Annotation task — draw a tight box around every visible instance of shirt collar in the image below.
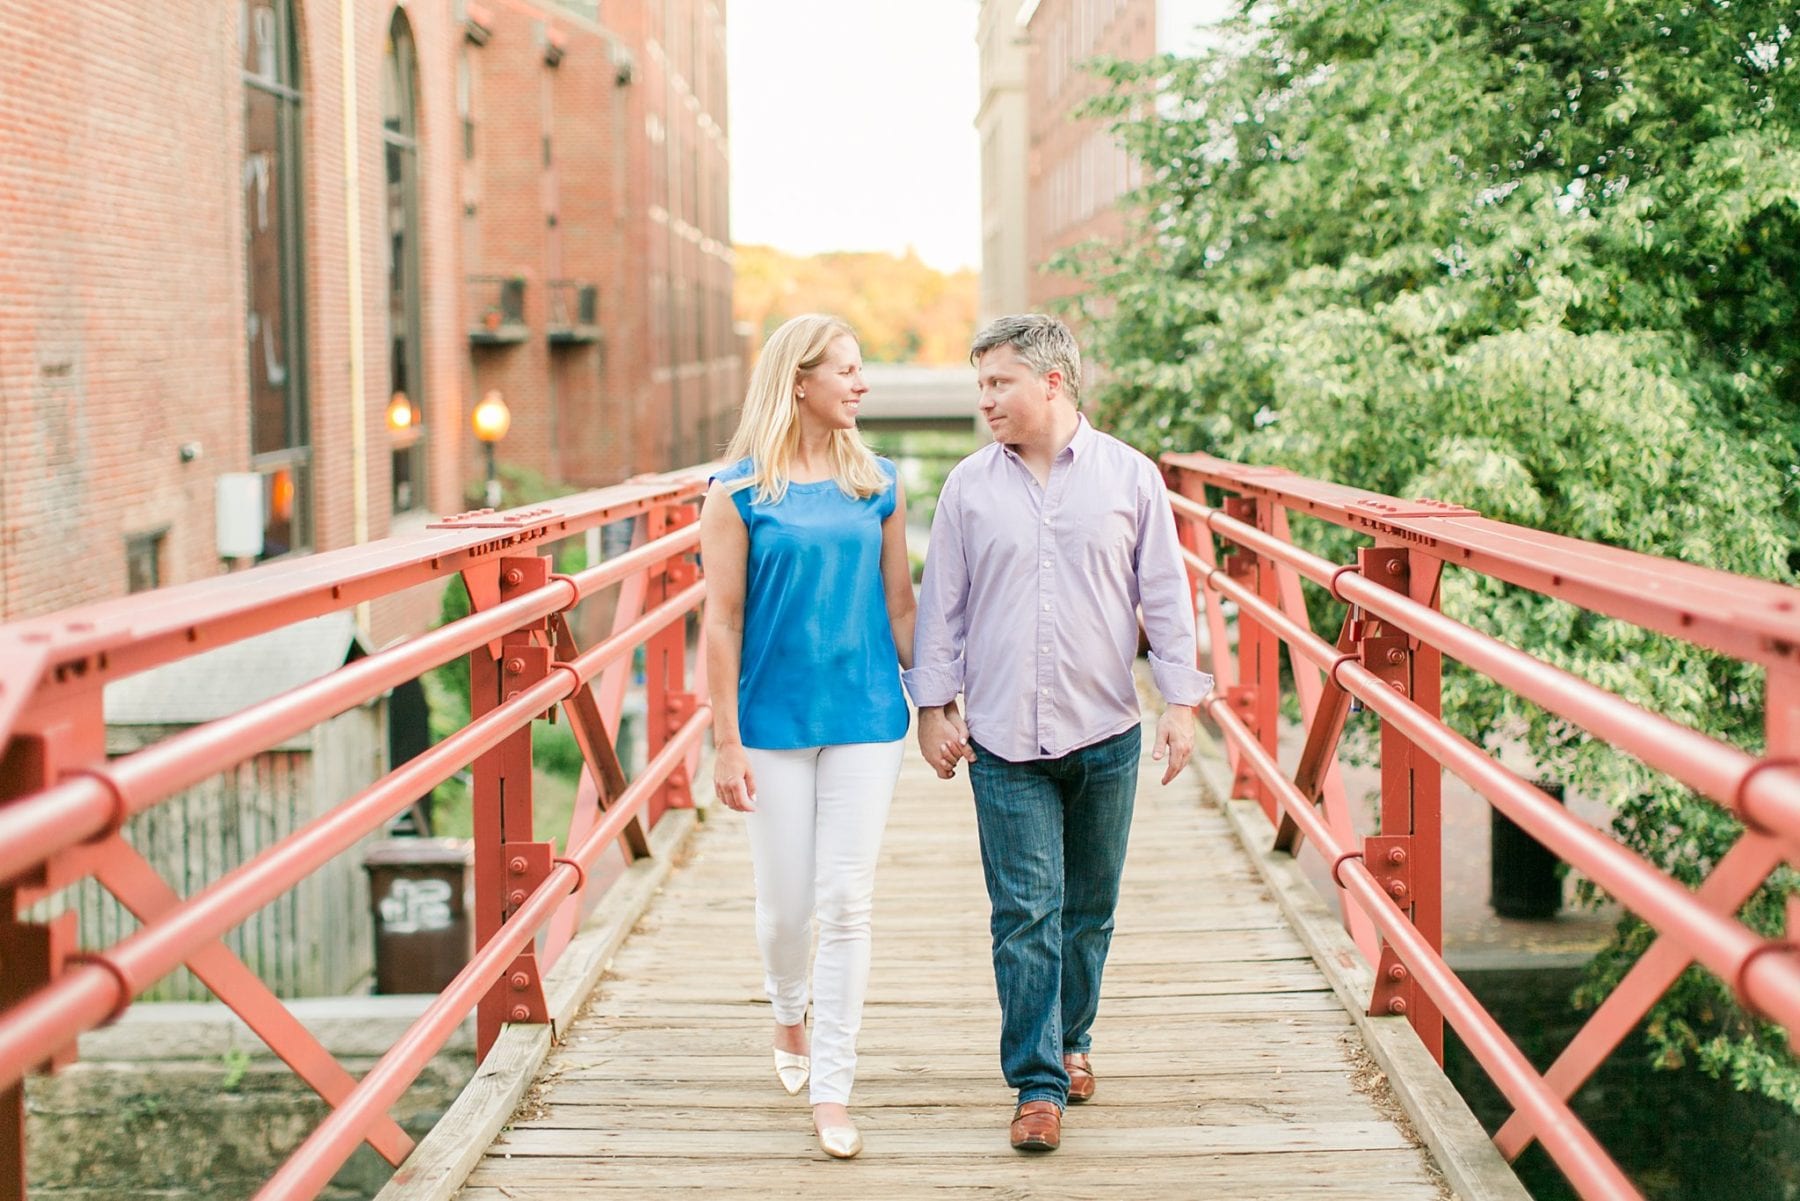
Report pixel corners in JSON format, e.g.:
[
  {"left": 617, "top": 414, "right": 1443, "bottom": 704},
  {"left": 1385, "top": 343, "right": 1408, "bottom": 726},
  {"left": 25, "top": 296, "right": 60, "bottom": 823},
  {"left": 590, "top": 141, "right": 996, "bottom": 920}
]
[
  {"left": 1065, "top": 413, "right": 1095, "bottom": 460},
  {"left": 998, "top": 413, "right": 1094, "bottom": 463}
]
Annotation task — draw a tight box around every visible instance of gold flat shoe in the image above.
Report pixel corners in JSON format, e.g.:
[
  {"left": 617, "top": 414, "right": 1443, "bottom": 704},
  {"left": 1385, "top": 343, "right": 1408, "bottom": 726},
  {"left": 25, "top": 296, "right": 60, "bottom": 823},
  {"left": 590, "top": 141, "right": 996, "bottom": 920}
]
[
  {"left": 773, "top": 1048, "right": 810, "bottom": 1095},
  {"left": 816, "top": 1121, "right": 862, "bottom": 1159}
]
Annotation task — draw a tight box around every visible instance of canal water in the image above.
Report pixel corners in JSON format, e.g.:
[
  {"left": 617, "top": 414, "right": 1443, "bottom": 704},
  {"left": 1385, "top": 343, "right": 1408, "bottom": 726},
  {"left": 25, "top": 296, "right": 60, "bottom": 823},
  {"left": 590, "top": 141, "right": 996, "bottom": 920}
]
[{"left": 1448, "top": 967, "right": 1800, "bottom": 1201}]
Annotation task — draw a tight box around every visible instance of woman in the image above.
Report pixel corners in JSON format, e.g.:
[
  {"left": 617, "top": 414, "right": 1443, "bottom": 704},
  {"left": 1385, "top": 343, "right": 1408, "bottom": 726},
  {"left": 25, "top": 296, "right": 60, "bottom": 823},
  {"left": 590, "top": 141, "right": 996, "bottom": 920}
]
[{"left": 700, "top": 313, "right": 914, "bottom": 1159}]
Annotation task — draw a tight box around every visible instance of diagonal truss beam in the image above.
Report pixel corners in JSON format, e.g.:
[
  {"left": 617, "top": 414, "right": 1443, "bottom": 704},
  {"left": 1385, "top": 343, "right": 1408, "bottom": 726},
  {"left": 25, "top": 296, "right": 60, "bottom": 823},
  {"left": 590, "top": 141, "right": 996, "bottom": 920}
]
[
  {"left": 1495, "top": 666, "right": 1800, "bottom": 1160},
  {"left": 547, "top": 611, "right": 639, "bottom": 854},
  {"left": 91, "top": 841, "right": 414, "bottom": 1163},
  {"left": 1269, "top": 508, "right": 1380, "bottom": 964},
  {"left": 1493, "top": 830, "right": 1787, "bottom": 1159}
]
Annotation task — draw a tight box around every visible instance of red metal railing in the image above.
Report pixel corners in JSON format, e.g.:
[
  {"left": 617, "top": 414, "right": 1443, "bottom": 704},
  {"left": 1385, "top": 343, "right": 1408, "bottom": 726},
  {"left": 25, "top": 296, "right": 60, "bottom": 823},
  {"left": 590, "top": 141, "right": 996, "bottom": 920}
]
[
  {"left": 5, "top": 447, "right": 1795, "bottom": 1199},
  {"left": 0, "top": 467, "right": 714, "bottom": 1200},
  {"left": 1164, "top": 452, "right": 1800, "bottom": 1201}
]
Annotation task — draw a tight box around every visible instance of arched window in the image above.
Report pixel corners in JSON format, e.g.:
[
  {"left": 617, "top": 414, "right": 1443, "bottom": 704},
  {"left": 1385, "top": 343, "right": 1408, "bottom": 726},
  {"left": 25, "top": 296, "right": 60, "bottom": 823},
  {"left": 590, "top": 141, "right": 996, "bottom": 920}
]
[
  {"left": 384, "top": 10, "right": 426, "bottom": 513},
  {"left": 242, "top": 0, "right": 309, "bottom": 558}
]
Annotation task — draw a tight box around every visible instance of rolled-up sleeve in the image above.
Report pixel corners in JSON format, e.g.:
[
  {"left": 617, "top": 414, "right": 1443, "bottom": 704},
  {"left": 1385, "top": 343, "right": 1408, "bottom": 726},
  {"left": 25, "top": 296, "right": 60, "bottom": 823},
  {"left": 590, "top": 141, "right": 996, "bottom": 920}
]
[
  {"left": 1135, "top": 464, "right": 1213, "bottom": 706},
  {"left": 902, "top": 472, "right": 970, "bottom": 708}
]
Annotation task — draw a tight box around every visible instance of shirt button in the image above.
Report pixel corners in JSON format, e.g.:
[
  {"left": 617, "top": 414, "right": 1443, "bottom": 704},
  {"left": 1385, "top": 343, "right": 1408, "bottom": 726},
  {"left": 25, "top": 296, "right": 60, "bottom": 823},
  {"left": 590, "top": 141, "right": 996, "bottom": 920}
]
[
  {"left": 1040, "top": 688, "right": 1050, "bottom": 696},
  {"left": 1042, "top": 517, "right": 1051, "bottom": 526},
  {"left": 1042, "top": 603, "right": 1050, "bottom": 611},
  {"left": 1041, "top": 560, "right": 1051, "bottom": 568}
]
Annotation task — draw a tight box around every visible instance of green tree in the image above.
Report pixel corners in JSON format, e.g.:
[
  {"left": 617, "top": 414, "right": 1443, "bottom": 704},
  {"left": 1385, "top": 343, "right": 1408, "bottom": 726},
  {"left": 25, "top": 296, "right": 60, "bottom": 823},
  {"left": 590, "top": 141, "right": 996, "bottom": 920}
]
[{"left": 1075, "top": 0, "right": 1799, "bottom": 1110}]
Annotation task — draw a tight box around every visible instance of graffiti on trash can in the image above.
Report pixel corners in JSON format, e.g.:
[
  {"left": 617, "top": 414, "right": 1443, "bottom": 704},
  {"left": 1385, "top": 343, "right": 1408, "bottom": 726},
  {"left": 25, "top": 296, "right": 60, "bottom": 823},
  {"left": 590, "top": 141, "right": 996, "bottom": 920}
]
[{"left": 378, "top": 878, "right": 455, "bottom": 934}]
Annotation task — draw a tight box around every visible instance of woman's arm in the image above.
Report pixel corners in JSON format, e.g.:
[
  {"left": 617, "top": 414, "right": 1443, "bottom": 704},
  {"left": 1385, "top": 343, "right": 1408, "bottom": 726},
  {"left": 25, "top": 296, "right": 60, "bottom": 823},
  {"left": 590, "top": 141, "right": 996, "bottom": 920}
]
[
  {"left": 880, "top": 476, "right": 917, "bottom": 671},
  {"left": 699, "top": 483, "right": 756, "bottom": 810}
]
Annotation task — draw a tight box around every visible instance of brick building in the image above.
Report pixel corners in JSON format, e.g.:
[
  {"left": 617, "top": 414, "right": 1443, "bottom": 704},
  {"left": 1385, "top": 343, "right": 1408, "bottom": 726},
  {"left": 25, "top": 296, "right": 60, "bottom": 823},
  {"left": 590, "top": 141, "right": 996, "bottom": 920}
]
[
  {"left": 1003, "top": 0, "right": 1227, "bottom": 310},
  {"left": 461, "top": 0, "right": 738, "bottom": 490},
  {"left": 0, "top": 0, "right": 739, "bottom": 633},
  {"left": 629, "top": 0, "right": 739, "bottom": 470}
]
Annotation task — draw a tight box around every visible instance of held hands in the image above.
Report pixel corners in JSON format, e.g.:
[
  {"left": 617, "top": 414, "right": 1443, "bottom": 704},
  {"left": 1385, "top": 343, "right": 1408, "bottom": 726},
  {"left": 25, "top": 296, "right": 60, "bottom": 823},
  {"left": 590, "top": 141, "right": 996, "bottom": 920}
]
[
  {"left": 713, "top": 741, "right": 757, "bottom": 812},
  {"left": 1152, "top": 704, "right": 1196, "bottom": 785},
  {"left": 918, "top": 704, "right": 976, "bottom": 780}
]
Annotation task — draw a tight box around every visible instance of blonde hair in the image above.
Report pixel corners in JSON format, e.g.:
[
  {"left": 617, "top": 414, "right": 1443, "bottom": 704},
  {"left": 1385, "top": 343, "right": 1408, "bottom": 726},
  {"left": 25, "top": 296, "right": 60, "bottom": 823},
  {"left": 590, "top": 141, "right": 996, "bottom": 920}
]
[{"left": 725, "top": 313, "right": 886, "bottom": 505}]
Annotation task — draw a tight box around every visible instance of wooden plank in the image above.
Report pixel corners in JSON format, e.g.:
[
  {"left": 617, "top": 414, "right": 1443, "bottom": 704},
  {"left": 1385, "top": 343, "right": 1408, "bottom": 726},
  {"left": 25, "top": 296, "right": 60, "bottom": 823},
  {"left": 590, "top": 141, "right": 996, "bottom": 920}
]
[
  {"left": 521, "top": 1071, "right": 1374, "bottom": 1114},
  {"left": 552, "top": 1016, "right": 1355, "bottom": 1052},
  {"left": 628, "top": 917, "right": 1307, "bottom": 944},
  {"left": 460, "top": 1147, "right": 1445, "bottom": 1198},
  {"left": 591, "top": 978, "right": 1336, "bottom": 1004},
  {"left": 578, "top": 990, "right": 1349, "bottom": 1017},
  {"left": 543, "top": 1050, "right": 1368, "bottom": 1084},
  {"left": 552, "top": 1011, "right": 1346, "bottom": 1044},
  {"left": 489, "top": 1120, "right": 1419, "bottom": 1157}
]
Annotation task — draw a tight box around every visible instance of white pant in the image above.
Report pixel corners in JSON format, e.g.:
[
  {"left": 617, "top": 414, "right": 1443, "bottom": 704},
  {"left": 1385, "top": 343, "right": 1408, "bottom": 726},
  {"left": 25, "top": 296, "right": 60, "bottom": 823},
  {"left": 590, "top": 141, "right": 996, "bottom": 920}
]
[{"left": 741, "top": 739, "right": 903, "bottom": 1104}]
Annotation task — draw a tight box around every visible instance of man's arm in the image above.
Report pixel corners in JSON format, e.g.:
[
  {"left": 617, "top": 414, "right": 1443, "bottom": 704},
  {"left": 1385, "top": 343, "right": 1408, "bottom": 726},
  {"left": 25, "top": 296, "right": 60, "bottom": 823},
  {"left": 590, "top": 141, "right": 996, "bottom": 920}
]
[
  {"left": 903, "top": 473, "right": 977, "bottom": 779},
  {"left": 1135, "top": 463, "right": 1214, "bottom": 784}
]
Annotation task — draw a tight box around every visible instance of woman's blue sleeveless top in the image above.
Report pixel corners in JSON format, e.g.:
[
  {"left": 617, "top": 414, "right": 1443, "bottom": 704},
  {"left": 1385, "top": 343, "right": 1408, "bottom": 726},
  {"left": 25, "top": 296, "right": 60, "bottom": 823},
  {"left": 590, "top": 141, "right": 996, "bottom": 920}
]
[{"left": 711, "top": 457, "right": 909, "bottom": 750}]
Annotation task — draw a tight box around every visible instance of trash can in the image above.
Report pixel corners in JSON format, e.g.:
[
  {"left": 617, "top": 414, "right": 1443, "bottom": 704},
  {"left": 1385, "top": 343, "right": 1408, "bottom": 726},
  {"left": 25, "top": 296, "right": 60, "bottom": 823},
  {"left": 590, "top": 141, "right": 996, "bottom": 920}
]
[
  {"left": 363, "top": 838, "right": 473, "bottom": 994},
  {"left": 1490, "top": 781, "right": 1564, "bottom": 919}
]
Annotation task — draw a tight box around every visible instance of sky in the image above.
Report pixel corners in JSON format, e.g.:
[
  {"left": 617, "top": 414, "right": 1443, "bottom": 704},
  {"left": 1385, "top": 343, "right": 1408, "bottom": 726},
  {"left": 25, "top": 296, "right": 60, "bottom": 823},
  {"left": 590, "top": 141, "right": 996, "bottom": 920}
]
[{"left": 726, "top": 0, "right": 982, "bottom": 274}]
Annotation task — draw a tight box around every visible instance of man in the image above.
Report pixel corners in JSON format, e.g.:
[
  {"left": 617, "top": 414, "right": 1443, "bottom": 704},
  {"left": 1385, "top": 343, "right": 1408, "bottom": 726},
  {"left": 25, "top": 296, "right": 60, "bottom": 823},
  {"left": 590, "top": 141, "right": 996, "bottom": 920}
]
[{"left": 902, "top": 314, "right": 1212, "bottom": 1153}]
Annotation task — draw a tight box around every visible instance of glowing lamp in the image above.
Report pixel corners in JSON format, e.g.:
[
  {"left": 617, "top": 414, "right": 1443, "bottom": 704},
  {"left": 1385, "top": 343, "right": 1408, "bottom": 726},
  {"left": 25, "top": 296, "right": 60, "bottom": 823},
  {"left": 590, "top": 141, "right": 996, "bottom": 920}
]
[
  {"left": 472, "top": 390, "right": 511, "bottom": 509},
  {"left": 472, "top": 391, "right": 512, "bottom": 443},
  {"left": 386, "top": 391, "right": 415, "bottom": 431},
  {"left": 270, "top": 468, "right": 296, "bottom": 521}
]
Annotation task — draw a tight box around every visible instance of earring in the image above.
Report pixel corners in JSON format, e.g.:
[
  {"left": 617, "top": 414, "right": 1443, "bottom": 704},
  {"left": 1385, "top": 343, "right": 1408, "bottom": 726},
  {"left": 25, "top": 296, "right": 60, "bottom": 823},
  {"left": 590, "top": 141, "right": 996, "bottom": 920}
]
[{"left": 796, "top": 390, "right": 805, "bottom": 400}]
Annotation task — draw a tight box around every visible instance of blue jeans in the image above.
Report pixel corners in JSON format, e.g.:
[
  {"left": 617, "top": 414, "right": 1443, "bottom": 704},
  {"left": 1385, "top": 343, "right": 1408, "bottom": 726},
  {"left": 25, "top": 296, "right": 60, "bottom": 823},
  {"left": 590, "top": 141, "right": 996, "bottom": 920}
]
[{"left": 968, "top": 725, "right": 1140, "bottom": 1108}]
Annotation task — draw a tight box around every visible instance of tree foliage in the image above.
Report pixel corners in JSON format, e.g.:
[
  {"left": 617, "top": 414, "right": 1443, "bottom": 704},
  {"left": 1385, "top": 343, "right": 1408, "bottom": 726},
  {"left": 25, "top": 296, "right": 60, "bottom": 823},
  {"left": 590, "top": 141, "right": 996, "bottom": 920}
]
[
  {"left": 734, "top": 244, "right": 978, "bottom": 364},
  {"left": 1073, "top": 0, "right": 1800, "bottom": 1108}
]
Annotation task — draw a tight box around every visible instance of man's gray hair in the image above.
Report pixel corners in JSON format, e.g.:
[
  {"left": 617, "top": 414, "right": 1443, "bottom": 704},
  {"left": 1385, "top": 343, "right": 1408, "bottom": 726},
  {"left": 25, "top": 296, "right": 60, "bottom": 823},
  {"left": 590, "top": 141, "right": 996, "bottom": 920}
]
[{"left": 970, "top": 314, "right": 1082, "bottom": 403}]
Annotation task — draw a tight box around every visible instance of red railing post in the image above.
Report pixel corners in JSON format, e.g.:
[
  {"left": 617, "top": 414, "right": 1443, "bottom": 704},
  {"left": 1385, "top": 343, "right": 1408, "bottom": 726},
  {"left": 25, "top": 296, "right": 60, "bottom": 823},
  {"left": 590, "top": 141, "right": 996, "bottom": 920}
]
[
  {"left": 469, "top": 555, "right": 553, "bottom": 1056},
  {"left": 643, "top": 505, "right": 672, "bottom": 826},
  {"left": 0, "top": 900, "right": 74, "bottom": 1201},
  {"left": 1253, "top": 502, "right": 1283, "bottom": 824},
  {"left": 1768, "top": 665, "right": 1800, "bottom": 803},
  {"left": 1224, "top": 495, "right": 1280, "bottom": 820},
  {"left": 0, "top": 668, "right": 105, "bottom": 1200},
  {"left": 644, "top": 503, "right": 699, "bottom": 824},
  {"left": 1165, "top": 463, "right": 1204, "bottom": 631},
  {"left": 1359, "top": 545, "right": 1446, "bottom": 1060}
]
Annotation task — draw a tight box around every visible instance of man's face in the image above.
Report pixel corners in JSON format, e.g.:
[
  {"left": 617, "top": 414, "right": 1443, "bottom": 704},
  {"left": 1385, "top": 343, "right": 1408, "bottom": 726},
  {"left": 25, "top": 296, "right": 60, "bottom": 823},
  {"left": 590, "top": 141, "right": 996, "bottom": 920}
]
[{"left": 975, "top": 345, "right": 1061, "bottom": 446}]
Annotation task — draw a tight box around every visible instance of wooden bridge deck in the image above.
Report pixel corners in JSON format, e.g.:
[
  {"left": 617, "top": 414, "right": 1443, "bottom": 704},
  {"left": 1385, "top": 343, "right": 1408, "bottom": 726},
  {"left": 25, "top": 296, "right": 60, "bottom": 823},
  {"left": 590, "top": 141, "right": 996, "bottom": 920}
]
[{"left": 454, "top": 731, "right": 1460, "bottom": 1200}]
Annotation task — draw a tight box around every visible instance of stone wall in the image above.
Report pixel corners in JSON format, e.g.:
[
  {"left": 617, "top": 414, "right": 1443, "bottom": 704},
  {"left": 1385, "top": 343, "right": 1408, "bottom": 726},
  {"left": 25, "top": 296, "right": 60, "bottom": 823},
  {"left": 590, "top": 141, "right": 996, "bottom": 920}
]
[{"left": 24, "top": 997, "right": 475, "bottom": 1201}]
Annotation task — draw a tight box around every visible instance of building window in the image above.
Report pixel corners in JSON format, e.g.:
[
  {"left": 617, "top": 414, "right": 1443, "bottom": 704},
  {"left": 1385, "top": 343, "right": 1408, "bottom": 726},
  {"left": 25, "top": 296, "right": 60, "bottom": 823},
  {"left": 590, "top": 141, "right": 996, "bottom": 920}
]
[
  {"left": 125, "top": 529, "right": 167, "bottom": 594},
  {"left": 385, "top": 11, "right": 427, "bottom": 514},
  {"left": 241, "top": 0, "right": 311, "bottom": 558}
]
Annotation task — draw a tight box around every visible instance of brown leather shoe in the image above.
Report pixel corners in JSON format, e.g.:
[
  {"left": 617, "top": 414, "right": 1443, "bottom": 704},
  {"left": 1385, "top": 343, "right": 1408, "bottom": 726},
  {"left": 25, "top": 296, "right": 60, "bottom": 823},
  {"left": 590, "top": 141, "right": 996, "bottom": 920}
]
[
  {"left": 1064, "top": 1053, "right": 1096, "bottom": 1103},
  {"left": 1010, "top": 1100, "right": 1062, "bottom": 1152}
]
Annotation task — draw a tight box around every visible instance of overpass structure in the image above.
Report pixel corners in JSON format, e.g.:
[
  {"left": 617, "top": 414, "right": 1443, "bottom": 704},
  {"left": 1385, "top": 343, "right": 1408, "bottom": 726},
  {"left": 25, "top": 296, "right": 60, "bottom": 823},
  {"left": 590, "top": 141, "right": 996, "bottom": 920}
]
[
  {"left": 1, "top": 450, "right": 1796, "bottom": 1201},
  {"left": 856, "top": 364, "right": 983, "bottom": 434}
]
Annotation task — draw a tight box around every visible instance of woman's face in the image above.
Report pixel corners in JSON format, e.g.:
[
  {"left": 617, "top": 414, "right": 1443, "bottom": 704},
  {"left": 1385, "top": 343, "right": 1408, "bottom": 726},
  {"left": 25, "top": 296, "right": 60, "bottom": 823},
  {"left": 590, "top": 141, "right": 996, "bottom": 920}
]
[{"left": 795, "top": 335, "right": 868, "bottom": 433}]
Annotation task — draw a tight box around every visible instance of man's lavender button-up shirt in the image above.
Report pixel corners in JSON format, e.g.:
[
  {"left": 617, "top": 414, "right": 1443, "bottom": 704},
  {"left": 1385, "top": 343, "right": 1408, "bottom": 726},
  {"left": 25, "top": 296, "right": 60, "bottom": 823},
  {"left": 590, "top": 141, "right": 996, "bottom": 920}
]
[{"left": 902, "top": 418, "right": 1213, "bottom": 762}]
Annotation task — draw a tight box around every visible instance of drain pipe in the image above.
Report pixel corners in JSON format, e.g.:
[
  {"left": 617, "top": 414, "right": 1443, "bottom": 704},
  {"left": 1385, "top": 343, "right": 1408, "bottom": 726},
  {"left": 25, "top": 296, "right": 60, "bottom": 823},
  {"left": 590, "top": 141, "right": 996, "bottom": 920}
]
[{"left": 341, "top": 0, "right": 372, "bottom": 637}]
